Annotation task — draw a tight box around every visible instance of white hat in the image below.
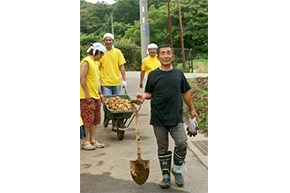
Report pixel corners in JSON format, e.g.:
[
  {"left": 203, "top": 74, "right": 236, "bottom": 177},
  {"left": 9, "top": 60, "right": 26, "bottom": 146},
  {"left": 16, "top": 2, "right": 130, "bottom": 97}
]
[
  {"left": 103, "top": 33, "right": 114, "bottom": 40},
  {"left": 86, "top": 42, "right": 106, "bottom": 55},
  {"left": 147, "top": 43, "right": 158, "bottom": 54}
]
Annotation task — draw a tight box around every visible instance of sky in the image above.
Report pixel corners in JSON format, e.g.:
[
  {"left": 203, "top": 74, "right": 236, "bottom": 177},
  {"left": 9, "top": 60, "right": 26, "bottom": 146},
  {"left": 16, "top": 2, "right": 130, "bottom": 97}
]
[{"left": 85, "top": 0, "right": 115, "bottom": 4}]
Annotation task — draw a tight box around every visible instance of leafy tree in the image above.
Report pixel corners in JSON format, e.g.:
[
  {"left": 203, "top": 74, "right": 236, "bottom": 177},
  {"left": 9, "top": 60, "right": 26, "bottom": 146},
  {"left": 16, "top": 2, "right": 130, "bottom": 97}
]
[
  {"left": 112, "top": 0, "right": 167, "bottom": 28},
  {"left": 112, "top": 0, "right": 139, "bottom": 24},
  {"left": 124, "top": 20, "right": 141, "bottom": 45},
  {"left": 148, "top": 0, "right": 167, "bottom": 9},
  {"left": 80, "top": 0, "right": 208, "bottom": 57},
  {"left": 124, "top": 4, "right": 170, "bottom": 46},
  {"left": 147, "top": 4, "right": 171, "bottom": 44},
  {"left": 80, "top": 33, "right": 102, "bottom": 46},
  {"left": 112, "top": 22, "right": 132, "bottom": 39},
  {"left": 170, "top": 0, "right": 208, "bottom": 54},
  {"left": 80, "top": 0, "right": 113, "bottom": 34}
]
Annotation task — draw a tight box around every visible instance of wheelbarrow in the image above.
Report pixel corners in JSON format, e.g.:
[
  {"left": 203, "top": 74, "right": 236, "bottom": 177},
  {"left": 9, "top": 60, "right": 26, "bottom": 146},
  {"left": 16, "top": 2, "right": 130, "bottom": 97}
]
[{"left": 102, "top": 87, "right": 136, "bottom": 140}]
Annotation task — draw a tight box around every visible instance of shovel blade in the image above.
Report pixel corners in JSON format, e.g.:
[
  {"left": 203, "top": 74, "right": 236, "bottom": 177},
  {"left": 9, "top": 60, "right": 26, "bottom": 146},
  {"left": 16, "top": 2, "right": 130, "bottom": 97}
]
[{"left": 130, "top": 159, "right": 150, "bottom": 185}]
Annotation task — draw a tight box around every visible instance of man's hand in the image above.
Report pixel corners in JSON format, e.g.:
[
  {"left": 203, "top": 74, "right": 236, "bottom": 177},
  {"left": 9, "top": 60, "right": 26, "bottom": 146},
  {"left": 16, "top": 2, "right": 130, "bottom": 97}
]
[
  {"left": 85, "top": 93, "right": 92, "bottom": 104},
  {"left": 190, "top": 109, "right": 198, "bottom": 120},
  {"left": 121, "top": 80, "right": 127, "bottom": 88},
  {"left": 135, "top": 93, "right": 145, "bottom": 103},
  {"left": 139, "top": 83, "right": 143, "bottom": 88},
  {"left": 100, "top": 94, "right": 105, "bottom": 103}
]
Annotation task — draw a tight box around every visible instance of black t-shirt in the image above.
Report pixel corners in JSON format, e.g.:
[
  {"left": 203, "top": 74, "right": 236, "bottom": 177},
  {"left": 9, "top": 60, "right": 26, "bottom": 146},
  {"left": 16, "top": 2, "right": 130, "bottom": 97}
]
[{"left": 145, "top": 67, "right": 191, "bottom": 126}]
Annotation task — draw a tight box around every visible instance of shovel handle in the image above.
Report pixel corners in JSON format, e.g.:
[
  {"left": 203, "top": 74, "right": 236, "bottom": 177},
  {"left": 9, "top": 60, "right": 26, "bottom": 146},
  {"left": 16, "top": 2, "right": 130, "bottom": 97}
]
[{"left": 131, "top": 100, "right": 142, "bottom": 159}]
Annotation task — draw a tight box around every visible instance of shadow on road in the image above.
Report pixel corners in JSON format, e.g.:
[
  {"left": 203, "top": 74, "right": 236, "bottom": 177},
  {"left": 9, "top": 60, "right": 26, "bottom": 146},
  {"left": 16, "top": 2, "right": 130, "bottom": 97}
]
[{"left": 81, "top": 173, "right": 190, "bottom": 193}]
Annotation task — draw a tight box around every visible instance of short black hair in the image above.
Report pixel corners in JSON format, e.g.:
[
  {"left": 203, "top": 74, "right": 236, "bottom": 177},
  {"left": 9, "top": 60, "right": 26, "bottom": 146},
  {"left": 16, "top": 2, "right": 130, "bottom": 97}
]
[
  {"left": 157, "top": 44, "right": 174, "bottom": 55},
  {"left": 88, "top": 49, "right": 102, "bottom": 56}
]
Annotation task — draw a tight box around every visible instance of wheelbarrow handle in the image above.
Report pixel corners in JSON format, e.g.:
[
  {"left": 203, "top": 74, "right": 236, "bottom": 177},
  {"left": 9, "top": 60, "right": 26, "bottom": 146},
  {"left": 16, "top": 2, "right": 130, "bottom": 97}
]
[{"left": 124, "top": 86, "right": 128, "bottom": 95}]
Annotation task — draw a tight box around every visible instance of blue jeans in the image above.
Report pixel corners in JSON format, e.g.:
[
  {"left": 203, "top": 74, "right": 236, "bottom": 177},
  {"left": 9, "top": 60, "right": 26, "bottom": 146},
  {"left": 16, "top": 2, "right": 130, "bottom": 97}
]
[
  {"left": 153, "top": 123, "right": 188, "bottom": 156},
  {"left": 101, "top": 86, "right": 121, "bottom": 95}
]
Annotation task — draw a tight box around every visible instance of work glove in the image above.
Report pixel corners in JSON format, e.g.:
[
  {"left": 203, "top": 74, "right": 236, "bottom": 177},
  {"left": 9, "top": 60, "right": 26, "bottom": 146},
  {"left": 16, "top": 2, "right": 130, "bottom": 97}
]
[
  {"left": 186, "top": 117, "right": 199, "bottom": 137},
  {"left": 121, "top": 80, "right": 127, "bottom": 88}
]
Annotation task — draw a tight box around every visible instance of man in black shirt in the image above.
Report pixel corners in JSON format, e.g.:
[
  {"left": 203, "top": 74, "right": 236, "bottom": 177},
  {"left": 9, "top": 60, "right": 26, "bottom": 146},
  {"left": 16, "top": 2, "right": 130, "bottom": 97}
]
[{"left": 136, "top": 44, "right": 198, "bottom": 189}]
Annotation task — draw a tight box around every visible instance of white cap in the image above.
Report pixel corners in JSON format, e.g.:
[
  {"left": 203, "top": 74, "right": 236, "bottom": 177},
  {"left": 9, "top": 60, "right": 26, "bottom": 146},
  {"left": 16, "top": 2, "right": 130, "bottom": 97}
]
[
  {"left": 147, "top": 43, "right": 158, "bottom": 54},
  {"left": 86, "top": 42, "right": 106, "bottom": 55},
  {"left": 103, "top": 33, "right": 114, "bottom": 40}
]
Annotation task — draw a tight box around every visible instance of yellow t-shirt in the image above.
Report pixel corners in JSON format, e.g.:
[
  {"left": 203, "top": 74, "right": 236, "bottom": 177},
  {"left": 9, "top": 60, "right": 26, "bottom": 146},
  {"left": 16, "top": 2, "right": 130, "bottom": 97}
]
[
  {"left": 80, "top": 56, "right": 100, "bottom": 99},
  {"left": 80, "top": 116, "right": 83, "bottom": 126},
  {"left": 141, "top": 55, "right": 161, "bottom": 78},
  {"left": 98, "top": 48, "right": 126, "bottom": 86}
]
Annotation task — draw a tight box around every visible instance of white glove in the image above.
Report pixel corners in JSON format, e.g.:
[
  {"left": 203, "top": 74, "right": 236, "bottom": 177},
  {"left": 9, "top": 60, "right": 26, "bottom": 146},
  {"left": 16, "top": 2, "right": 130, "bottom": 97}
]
[
  {"left": 121, "top": 80, "right": 127, "bottom": 88},
  {"left": 187, "top": 118, "right": 199, "bottom": 137}
]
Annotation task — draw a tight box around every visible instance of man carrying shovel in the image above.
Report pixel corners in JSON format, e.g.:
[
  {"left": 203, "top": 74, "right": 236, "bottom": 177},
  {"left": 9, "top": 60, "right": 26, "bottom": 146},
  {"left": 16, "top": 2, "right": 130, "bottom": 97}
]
[{"left": 136, "top": 44, "right": 198, "bottom": 189}]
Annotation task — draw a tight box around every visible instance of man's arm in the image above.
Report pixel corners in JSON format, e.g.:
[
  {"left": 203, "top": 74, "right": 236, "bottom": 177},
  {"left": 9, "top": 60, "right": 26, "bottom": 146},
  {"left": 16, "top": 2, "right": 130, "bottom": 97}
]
[
  {"left": 182, "top": 91, "right": 198, "bottom": 119},
  {"left": 139, "top": 71, "right": 146, "bottom": 88},
  {"left": 119, "top": 64, "right": 126, "bottom": 81},
  {"left": 80, "top": 61, "right": 91, "bottom": 104},
  {"left": 136, "top": 92, "right": 152, "bottom": 103}
]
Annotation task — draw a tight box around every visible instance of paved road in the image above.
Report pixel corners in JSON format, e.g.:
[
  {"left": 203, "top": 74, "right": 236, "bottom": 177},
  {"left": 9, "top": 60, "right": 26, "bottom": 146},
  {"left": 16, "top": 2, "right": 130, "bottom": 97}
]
[{"left": 80, "top": 72, "right": 208, "bottom": 193}]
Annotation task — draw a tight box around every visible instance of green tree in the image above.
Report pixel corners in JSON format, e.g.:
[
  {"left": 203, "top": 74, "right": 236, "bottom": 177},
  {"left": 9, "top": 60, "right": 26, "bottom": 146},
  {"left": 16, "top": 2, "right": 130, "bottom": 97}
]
[
  {"left": 170, "top": 0, "right": 208, "bottom": 54},
  {"left": 112, "top": 0, "right": 139, "bottom": 24},
  {"left": 80, "top": 33, "right": 102, "bottom": 46},
  {"left": 80, "top": 0, "right": 113, "bottom": 34},
  {"left": 112, "top": 22, "right": 132, "bottom": 39},
  {"left": 80, "top": 0, "right": 208, "bottom": 56},
  {"left": 124, "top": 4, "right": 171, "bottom": 46}
]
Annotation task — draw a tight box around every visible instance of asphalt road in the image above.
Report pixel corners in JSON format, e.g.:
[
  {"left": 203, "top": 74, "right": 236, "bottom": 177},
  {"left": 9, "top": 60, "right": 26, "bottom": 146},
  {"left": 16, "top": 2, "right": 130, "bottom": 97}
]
[{"left": 80, "top": 71, "right": 208, "bottom": 193}]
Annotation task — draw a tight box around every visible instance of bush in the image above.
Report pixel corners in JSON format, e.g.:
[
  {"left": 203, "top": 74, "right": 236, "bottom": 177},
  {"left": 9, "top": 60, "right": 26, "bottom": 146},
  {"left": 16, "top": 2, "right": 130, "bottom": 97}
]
[
  {"left": 114, "top": 38, "right": 140, "bottom": 71},
  {"left": 195, "top": 53, "right": 208, "bottom": 60},
  {"left": 80, "top": 33, "right": 102, "bottom": 46},
  {"left": 132, "top": 49, "right": 142, "bottom": 71},
  {"left": 80, "top": 45, "right": 89, "bottom": 61}
]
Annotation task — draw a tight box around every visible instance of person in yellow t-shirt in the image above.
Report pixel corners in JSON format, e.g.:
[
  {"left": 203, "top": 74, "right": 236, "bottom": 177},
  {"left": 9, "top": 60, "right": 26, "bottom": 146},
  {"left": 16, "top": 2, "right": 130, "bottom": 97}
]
[
  {"left": 99, "top": 33, "right": 127, "bottom": 131},
  {"left": 139, "top": 43, "right": 161, "bottom": 88},
  {"left": 99, "top": 33, "right": 127, "bottom": 95},
  {"left": 80, "top": 42, "right": 106, "bottom": 150}
]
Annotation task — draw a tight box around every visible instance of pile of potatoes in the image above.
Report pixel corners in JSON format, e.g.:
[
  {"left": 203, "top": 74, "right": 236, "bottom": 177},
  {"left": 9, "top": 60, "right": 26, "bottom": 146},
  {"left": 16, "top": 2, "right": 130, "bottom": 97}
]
[{"left": 105, "top": 96, "right": 133, "bottom": 111}]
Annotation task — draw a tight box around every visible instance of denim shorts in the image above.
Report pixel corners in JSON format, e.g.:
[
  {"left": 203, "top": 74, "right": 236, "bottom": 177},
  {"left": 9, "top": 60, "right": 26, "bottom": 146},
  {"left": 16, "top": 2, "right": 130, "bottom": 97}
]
[{"left": 101, "top": 86, "right": 121, "bottom": 95}]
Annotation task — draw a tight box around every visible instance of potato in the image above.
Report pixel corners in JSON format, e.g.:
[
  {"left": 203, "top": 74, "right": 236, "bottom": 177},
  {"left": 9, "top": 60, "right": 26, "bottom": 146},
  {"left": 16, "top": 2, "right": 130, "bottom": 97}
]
[{"left": 105, "top": 96, "right": 133, "bottom": 111}]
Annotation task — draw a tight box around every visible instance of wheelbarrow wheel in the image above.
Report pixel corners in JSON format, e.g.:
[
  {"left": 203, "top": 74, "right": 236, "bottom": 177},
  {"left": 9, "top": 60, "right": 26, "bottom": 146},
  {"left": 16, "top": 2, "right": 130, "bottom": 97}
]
[{"left": 117, "top": 119, "right": 125, "bottom": 140}]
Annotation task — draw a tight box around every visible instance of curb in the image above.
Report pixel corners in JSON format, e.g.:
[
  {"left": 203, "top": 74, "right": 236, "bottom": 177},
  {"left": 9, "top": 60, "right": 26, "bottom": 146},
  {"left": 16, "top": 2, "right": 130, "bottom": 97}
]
[
  {"left": 187, "top": 133, "right": 208, "bottom": 169},
  {"left": 185, "top": 123, "right": 208, "bottom": 169}
]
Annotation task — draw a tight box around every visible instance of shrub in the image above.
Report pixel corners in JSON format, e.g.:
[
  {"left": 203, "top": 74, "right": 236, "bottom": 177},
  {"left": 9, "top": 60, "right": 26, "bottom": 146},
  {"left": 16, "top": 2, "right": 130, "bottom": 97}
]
[{"left": 80, "top": 33, "right": 102, "bottom": 46}]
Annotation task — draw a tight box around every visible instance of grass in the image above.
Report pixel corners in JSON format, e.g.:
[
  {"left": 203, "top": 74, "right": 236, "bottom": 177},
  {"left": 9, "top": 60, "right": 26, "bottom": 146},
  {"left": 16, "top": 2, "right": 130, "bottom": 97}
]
[
  {"left": 176, "top": 59, "right": 208, "bottom": 73},
  {"left": 194, "top": 60, "right": 208, "bottom": 73}
]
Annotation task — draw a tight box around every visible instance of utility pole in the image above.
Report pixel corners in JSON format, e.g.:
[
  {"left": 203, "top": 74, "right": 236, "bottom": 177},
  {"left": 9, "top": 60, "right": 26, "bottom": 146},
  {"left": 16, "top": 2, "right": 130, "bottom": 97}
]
[
  {"left": 111, "top": 15, "right": 114, "bottom": 35},
  {"left": 178, "top": 0, "right": 185, "bottom": 70},
  {"left": 167, "top": 0, "right": 173, "bottom": 48},
  {"left": 139, "top": 0, "right": 150, "bottom": 60}
]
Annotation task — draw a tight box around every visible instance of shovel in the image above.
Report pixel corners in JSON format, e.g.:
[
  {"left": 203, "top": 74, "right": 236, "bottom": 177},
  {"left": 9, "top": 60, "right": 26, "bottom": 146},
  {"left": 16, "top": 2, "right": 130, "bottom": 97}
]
[{"left": 129, "top": 100, "right": 150, "bottom": 185}]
